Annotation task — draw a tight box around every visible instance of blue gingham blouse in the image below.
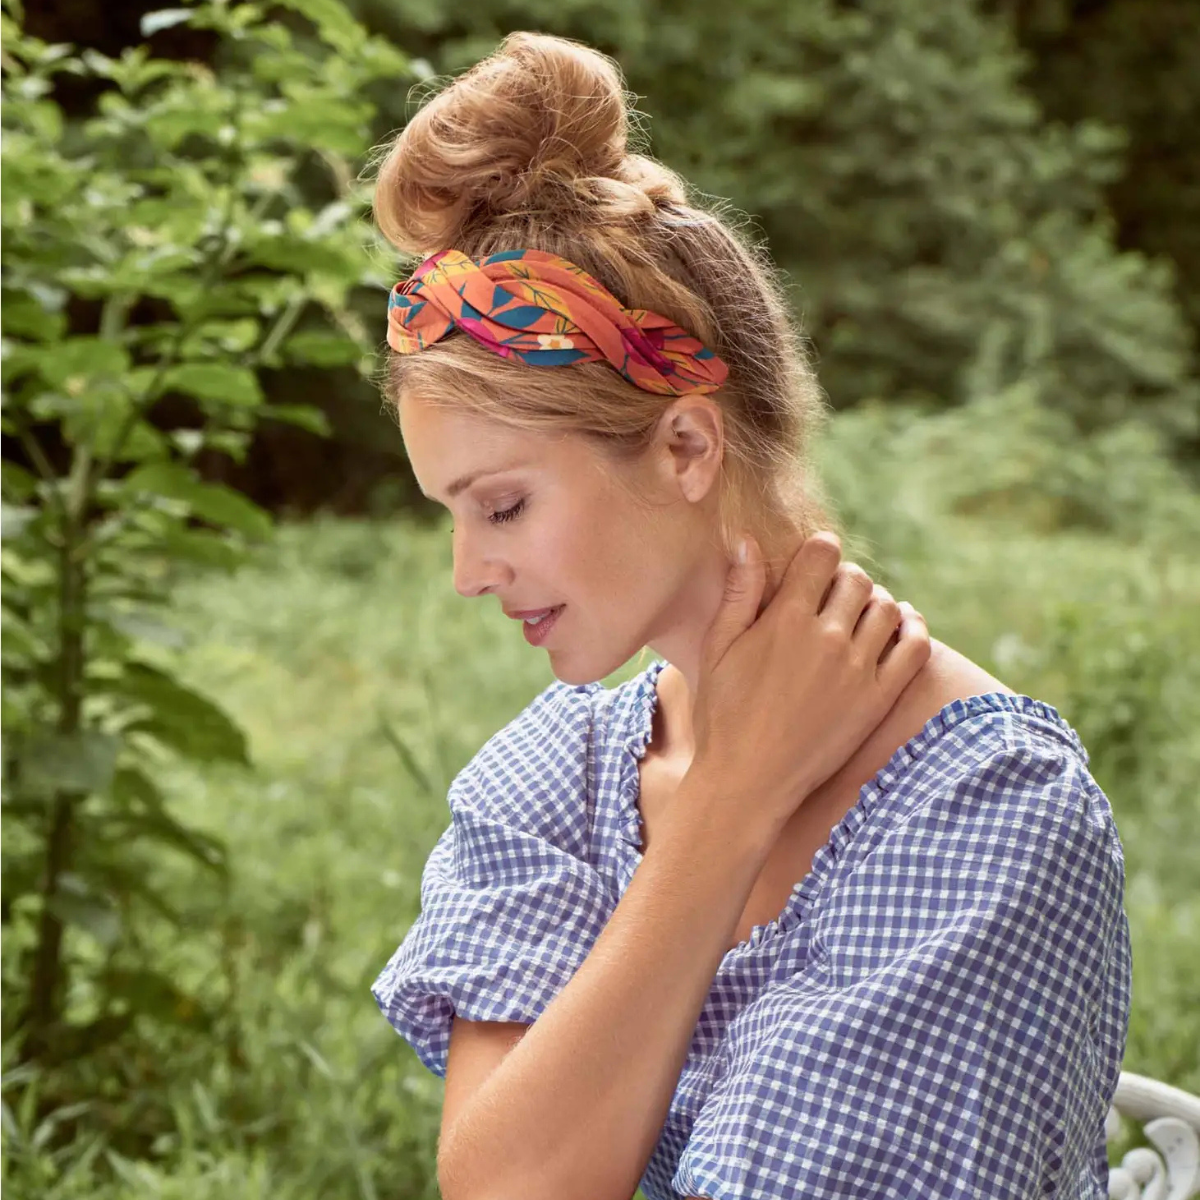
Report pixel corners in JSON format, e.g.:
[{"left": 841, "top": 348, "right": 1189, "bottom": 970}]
[{"left": 372, "top": 658, "right": 1132, "bottom": 1199}]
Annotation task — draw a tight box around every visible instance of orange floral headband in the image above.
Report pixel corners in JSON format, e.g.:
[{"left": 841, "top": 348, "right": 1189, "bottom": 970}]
[{"left": 386, "top": 247, "right": 728, "bottom": 396}]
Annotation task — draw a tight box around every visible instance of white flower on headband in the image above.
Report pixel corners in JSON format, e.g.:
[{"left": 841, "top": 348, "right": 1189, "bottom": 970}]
[{"left": 536, "top": 333, "right": 575, "bottom": 350}]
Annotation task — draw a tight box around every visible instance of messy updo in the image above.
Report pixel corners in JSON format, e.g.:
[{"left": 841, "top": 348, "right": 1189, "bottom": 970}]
[{"left": 371, "top": 31, "right": 833, "bottom": 556}]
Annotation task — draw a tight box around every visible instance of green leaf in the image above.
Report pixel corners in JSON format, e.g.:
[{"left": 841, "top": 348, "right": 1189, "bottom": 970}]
[
  {"left": 263, "top": 403, "right": 332, "bottom": 436},
  {"left": 156, "top": 524, "right": 245, "bottom": 571},
  {"left": 122, "top": 461, "right": 273, "bottom": 540},
  {"left": 63, "top": 409, "right": 167, "bottom": 462},
  {"left": 104, "top": 810, "right": 227, "bottom": 874},
  {"left": 15, "top": 729, "right": 121, "bottom": 797},
  {"left": 0, "top": 607, "right": 50, "bottom": 663},
  {"left": 101, "top": 609, "right": 188, "bottom": 649},
  {"left": 242, "top": 232, "right": 361, "bottom": 278},
  {"left": 1, "top": 290, "right": 67, "bottom": 342},
  {"left": 113, "top": 662, "right": 249, "bottom": 765},
  {"left": 100, "top": 967, "right": 210, "bottom": 1028},
  {"left": 282, "top": 331, "right": 362, "bottom": 368},
  {"left": 47, "top": 879, "right": 122, "bottom": 949},
  {"left": 160, "top": 363, "right": 264, "bottom": 407},
  {"left": 37, "top": 337, "right": 130, "bottom": 390},
  {"left": 1, "top": 462, "right": 39, "bottom": 501},
  {"left": 1, "top": 505, "right": 38, "bottom": 539},
  {"left": 103, "top": 763, "right": 229, "bottom": 874},
  {"left": 108, "top": 765, "right": 164, "bottom": 812},
  {"left": 140, "top": 8, "right": 194, "bottom": 37},
  {"left": 275, "top": 0, "right": 365, "bottom": 56}
]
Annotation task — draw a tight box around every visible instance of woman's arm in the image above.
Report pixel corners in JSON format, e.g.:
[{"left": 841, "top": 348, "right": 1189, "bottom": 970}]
[
  {"left": 436, "top": 537, "right": 930, "bottom": 1200},
  {"left": 436, "top": 781, "right": 773, "bottom": 1200}
]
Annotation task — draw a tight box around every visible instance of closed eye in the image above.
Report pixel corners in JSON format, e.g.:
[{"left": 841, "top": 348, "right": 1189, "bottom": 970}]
[{"left": 488, "top": 499, "right": 525, "bottom": 525}]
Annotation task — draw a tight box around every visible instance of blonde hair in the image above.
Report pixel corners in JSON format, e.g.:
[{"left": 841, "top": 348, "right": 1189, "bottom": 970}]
[{"left": 370, "top": 31, "right": 834, "bottom": 557}]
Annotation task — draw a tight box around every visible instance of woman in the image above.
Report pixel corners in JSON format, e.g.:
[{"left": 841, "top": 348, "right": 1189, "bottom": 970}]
[{"left": 370, "top": 32, "right": 1131, "bottom": 1200}]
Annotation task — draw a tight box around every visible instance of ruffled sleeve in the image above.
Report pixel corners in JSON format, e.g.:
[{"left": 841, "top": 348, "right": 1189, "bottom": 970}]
[
  {"left": 672, "top": 730, "right": 1132, "bottom": 1200},
  {"left": 371, "top": 680, "right": 615, "bottom": 1080}
]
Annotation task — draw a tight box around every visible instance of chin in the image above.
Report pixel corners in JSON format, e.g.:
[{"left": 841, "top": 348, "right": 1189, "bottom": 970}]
[
  {"left": 545, "top": 640, "right": 651, "bottom": 689},
  {"left": 547, "top": 655, "right": 609, "bottom": 687}
]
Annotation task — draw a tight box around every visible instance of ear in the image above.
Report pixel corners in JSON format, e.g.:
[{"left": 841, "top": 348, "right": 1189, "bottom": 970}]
[{"left": 653, "top": 396, "right": 724, "bottom": 504}]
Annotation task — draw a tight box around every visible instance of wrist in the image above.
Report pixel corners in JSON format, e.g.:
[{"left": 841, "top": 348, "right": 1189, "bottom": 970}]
[{"left": 671, "top": 769, "right": 783, "bottom": 868}]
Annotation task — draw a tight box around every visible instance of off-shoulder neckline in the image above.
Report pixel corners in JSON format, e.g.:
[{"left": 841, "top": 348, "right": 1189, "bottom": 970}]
[{"left": 609, "top": 657, "right": 1088, "bottom": 962}]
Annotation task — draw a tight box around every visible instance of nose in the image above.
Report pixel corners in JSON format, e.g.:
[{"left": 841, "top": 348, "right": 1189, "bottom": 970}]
[{"left": 451, "top": 524, "right": 511, "bottom": 599}]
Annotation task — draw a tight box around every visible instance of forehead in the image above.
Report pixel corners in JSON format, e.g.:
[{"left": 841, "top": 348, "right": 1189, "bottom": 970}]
[{"left": 399, "top": 393, "right": 568, "bottom": 499}]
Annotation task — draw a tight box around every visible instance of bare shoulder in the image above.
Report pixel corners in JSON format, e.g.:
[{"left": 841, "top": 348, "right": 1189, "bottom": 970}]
[
  {"left": 819, "top": 638, "right": 1014, "bottom": 800},
  {"left": 880, "top": 636, "right": 1015, "bottom": 753}
]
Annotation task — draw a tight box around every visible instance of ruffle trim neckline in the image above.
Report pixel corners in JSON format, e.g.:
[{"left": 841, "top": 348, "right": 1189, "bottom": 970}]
[
  {"left": 610, "top": 657, "right": 1089, "bottom": 962},
  {"left": 615, "top": 659, "right": 670, "bottom": 848}
]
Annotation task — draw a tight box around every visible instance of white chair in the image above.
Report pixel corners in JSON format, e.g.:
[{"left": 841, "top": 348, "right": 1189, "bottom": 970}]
[{"left": 1107, "top": 1071, "right": 1200, "bottom": 1199}]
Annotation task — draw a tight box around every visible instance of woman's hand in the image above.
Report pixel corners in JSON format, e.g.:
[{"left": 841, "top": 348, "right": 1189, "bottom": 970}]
[{"left": 686, "top": 531, "right": 930, "bottom": 845}]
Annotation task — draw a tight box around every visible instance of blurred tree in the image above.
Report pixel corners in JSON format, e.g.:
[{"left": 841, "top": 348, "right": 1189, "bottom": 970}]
[
  {"left": 1000, "top": 0, "right": 1199, "bottom": 329},
  {"left": 997, "top": 0, "right": 1200, "bottom": 461}
]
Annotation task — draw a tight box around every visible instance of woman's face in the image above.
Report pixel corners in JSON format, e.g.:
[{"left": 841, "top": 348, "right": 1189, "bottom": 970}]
[{"left": 398, "top": 391, "right": 730, "bottom": 686}]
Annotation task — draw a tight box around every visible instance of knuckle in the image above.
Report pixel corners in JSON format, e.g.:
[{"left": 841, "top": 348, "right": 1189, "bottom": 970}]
[
  {"left": 805, "top": 531, "right": 842, "bottom": 562},
  {"left": 821, "top": 619, "right": 851, "bottom": 648},
  {"left": 816, "top": 618, "right": 844, "bottom": 646},
  {"left": 839, "top": 562, "right": 872, "bottom": 590}
]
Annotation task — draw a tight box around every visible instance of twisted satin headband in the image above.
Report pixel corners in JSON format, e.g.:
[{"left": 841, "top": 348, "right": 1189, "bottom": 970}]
[{"left": 386, "top": 247, "right": 728, "bottom": 396}]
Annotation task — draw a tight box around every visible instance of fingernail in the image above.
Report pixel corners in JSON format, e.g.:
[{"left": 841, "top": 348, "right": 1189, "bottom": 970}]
[{"left": 737, "top": 538, "right": 748, "bottom": 564}]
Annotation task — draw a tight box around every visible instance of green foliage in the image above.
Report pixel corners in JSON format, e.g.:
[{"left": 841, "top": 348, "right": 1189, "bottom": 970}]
[
  {"left": 0, "top": 0, "right": 407, "bottom": 1165},
  {"left": 1001, "top": 0, "right": 1200, "bottom": 343}
]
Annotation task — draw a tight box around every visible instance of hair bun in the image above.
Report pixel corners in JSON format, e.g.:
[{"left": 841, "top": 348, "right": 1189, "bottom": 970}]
[{"left": 373, "top": 32, "right": 686, "bottom": 254}]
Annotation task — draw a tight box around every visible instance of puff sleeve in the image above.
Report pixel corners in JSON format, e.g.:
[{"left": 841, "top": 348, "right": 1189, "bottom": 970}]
[
  {"left": 672, "top": 735, "right": 1132, "bottom": 1200},
  {"left": 371, "top": 682, "right": 615, "bottom": 1080}
]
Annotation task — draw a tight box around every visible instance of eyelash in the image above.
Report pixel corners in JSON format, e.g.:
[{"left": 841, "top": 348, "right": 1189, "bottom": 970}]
[{"left": 488, "top": 498, "right": 525, "bottom": 525}]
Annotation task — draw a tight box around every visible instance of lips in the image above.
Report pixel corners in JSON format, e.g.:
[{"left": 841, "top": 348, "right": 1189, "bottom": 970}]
[{"left": 521, "top": 604, "right": 564, "bottom": 646}]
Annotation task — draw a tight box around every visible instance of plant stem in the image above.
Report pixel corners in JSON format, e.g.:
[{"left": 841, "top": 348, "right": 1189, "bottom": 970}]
[
  {"left": 21, "top": 510, "right": 88, "bottom": 1060},
  {"left": 11, "top": 416, "right": 67, "bottom": 523}
]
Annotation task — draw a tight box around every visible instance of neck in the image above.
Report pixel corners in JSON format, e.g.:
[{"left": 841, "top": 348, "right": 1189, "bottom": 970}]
[{"left": 645, "top": 521, "right": 807, "bottom": 761}]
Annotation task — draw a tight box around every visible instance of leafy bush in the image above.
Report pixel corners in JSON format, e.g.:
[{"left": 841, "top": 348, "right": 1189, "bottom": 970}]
[{"left": 1, "top": 0, "right": 407, "bottom": 1167}]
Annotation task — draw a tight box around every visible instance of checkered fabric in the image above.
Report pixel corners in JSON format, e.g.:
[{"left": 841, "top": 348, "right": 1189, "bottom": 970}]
[{"left": 372, "top": 658, "right": 1132, "bottom": 1199}]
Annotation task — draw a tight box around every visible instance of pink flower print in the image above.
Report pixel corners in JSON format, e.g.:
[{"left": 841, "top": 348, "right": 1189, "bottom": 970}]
[
  {"left": 457, "top": 316, "right": 514, "bottom": 358},
  {"left": 621, "top": 326, "right": 673, "bottom": 374}
]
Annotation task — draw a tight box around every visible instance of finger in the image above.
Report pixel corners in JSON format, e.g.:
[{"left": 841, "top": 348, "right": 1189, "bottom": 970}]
[
  {"left": 819, "top": 562, "right": 874, "bottom": 633},
  {"left": 855, "top": 585, "right": 902, "bottom": 661},
  {"left": 776, "top": 531, "right": 842, "bottom": 615},
  {"left": 876, "top": 602, "right": 931, "bottom": 691},
  {"left": 700, "top": 534, "right": 767, "bottom": 676}
]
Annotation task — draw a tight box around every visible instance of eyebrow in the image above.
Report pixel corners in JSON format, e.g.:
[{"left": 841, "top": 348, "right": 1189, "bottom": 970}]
[{"left": 432, "top": 466, "right": 525, "bottom": 501}]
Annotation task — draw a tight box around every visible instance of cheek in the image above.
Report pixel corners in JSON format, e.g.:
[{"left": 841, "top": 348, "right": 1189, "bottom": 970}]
[
  {"left": 537, "top": 503, "right": 637, "bottom": 593},
  {"left": 586, "top": 520, "right": 666, "bottom": 604},
  {"left": 539, "top": 477, "right": 670, "bottom": 603}
]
